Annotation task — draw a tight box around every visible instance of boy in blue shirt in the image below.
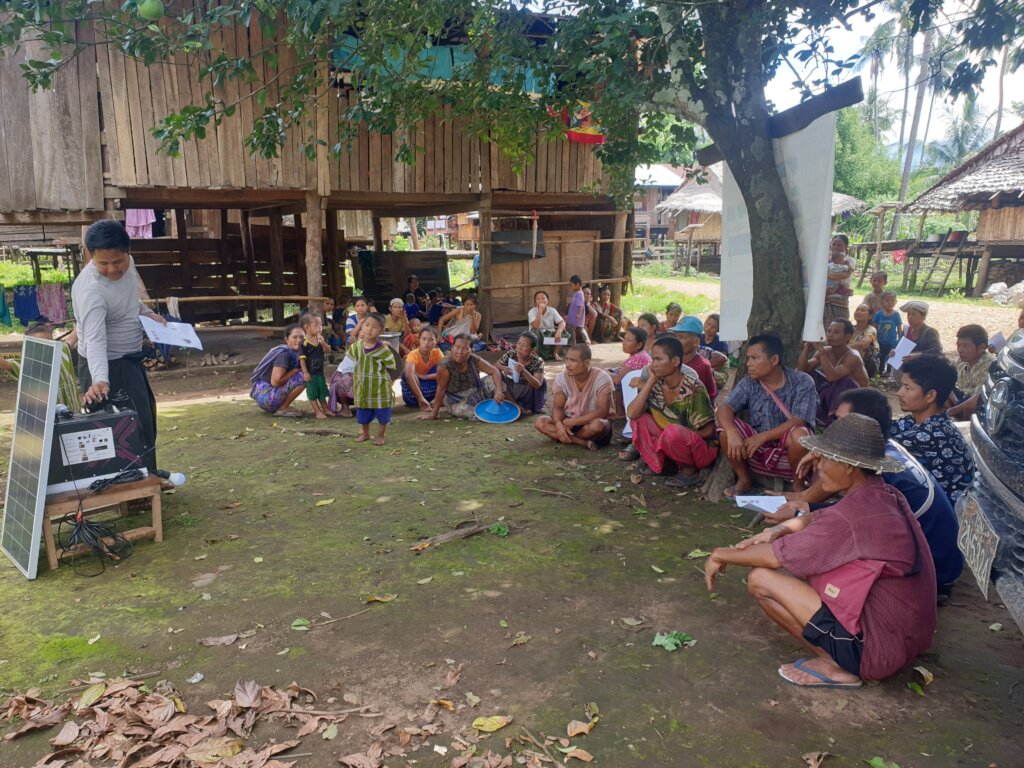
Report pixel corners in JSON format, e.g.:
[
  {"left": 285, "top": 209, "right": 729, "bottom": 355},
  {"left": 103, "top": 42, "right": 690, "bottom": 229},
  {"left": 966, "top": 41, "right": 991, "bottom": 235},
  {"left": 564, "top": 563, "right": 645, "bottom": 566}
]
[{"left": 872, "top": 290, "right": 902, "bottom": 374}]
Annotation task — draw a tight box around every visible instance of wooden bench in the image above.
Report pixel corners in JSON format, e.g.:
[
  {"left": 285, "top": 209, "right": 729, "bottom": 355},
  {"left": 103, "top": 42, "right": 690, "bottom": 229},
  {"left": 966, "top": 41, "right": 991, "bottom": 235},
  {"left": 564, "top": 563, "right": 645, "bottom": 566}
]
[{"left": 41, "top": 476, "right": 163, "bottom": 570}]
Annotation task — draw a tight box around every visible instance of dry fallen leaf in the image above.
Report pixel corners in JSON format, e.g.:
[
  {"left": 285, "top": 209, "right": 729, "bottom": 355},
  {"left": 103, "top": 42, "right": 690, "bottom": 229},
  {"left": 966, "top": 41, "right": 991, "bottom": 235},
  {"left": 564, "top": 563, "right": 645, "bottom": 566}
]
[
  {"left": 49, "top": 720, "right": 80, "bottom": 747},
  {"left": 802, "top": 751, "right": 831, "bottom": 768},
  {"left": 365, "top": 594, "right": 397, "bottom": 604},
  {"left": 431, "top": 699, "right": 456, "bottom": 711},
  {"left": 315, "top": 498, "right": 336, "bottom": 507},
  {"left": 76, "top": 682, "right": 106, "bottom": 711},
  {"left": 566, "top": 748, "right": 594, "bottom": 762},
  {"left": 198, "top": 634, "right": 238, "bottom": 647},
  {"left": 234, "top": 679, "right": 262, "bottom": 709},
  {"left": 566, "top": 720, "right": 595, "bottom": 737},
  {"left": 914, "top": 665, "right": 934, "bottom": 686},
  {"left": 472, "top": 715, "right": 513, "bottom": 732},
  {"left": 184, "top": 736, "right": 244, "bottom": 765}
]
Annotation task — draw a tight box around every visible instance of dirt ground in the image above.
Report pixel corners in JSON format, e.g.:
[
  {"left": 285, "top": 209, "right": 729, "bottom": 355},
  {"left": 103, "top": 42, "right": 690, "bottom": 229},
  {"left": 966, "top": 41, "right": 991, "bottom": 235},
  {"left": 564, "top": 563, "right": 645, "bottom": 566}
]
[{"left": 1, "top": 342, "right": 1024, "bottom": 767}]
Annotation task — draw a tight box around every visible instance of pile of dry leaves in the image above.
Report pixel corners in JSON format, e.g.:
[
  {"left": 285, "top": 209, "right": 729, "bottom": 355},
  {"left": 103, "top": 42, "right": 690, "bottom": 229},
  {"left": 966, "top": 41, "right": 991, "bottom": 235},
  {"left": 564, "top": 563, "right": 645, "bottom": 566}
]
[{"left": 2, "top": 672, "right": 598, "bottom": 768}]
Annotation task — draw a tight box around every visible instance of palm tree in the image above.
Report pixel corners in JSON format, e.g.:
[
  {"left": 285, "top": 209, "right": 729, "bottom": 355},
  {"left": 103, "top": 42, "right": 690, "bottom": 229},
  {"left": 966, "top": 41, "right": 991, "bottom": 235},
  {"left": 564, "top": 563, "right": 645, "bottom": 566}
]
[
  {"left": 928, "top": 95, "right": 993, "bottom": 172},
  {"left": 860, "top": 86, "right": 898, "bottom": 136},
  {"left": 890, "top": 25, "right": 933, "bottom": 238},
  {"left": 855, "top": 19, "right": 898, "bottom": 139},
  {"left": 917, "top": 30, "right": 964, "bottom": 166}
]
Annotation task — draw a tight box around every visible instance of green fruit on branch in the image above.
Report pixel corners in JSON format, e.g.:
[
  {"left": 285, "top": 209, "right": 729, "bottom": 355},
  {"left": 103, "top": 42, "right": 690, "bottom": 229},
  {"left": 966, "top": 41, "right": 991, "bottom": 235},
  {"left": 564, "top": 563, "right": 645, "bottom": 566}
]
[{"left": 136, "top": 0, "right": 164, "bottom": 21}]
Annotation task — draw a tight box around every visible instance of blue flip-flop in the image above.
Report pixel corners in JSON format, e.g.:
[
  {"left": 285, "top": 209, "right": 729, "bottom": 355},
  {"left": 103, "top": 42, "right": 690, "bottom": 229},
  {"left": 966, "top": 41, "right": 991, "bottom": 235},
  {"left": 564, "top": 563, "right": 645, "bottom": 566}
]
[{"left": 778, "top": 658, "right": 863, "bottom": 689}]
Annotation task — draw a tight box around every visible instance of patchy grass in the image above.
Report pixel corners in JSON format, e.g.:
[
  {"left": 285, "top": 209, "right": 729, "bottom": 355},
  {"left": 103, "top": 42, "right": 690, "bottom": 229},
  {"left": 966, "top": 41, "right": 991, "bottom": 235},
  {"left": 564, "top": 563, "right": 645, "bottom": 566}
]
[
  {"left": 620, "top": 280, "right": 714, "bottom": 318},
  {"left": 0, "top": 400, "right": 1023, "bottom": 766}
]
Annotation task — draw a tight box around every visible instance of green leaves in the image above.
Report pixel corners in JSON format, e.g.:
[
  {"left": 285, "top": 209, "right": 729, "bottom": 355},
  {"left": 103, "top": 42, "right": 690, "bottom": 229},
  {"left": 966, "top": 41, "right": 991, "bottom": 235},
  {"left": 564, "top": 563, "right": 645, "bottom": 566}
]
[{"left": 651, "top": 631, "right": 695, "bottom": 652}]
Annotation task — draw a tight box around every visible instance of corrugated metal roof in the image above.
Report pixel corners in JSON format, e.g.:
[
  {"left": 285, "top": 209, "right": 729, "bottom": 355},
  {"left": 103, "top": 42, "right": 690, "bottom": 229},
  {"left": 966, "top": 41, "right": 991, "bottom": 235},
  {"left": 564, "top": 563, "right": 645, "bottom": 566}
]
[{"left": 907, "top": 121, "right": 1024, "bottom": 212}]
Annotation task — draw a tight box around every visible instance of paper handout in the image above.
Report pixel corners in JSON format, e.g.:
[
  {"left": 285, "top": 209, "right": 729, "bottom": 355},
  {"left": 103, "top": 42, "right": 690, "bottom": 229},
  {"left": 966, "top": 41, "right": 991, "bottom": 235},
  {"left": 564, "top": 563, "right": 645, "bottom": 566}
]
[
  {"left": 888, "top": 336, "right": 917, "bottom": 370},
  {"left": 140, "top": 315, "right": 204, "bottom": 350},
  {"left": 620, "top": 369, "right": 642, "bottom": 439},
  {"left": 989, "top": 331, "right": 1007, "bottom": 353},
  {"left": 734, "top": 495, "right": 788, "bottom": 514}
]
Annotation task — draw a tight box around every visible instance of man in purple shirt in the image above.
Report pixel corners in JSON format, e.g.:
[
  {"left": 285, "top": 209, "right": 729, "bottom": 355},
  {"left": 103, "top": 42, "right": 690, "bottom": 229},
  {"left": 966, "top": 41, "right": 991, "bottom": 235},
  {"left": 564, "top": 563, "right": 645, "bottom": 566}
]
[{"left": 565, "top": 275, "right": 590, "bottom": 344}]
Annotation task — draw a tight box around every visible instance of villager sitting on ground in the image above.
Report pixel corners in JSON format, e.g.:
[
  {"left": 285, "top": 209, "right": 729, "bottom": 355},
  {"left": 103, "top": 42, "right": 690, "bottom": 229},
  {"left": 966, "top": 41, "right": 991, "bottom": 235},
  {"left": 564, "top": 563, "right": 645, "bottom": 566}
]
[
  {"left": 418, "top": 334, "right": 505, "bottom": 420},
  {"left": 717, "top": 334, "right": 818, "bottom": 496},
  {"left": 299, "top": 314, "right": 331, "bottom": 420},
  {"left": 403, "top": 317, "right": 424, "bottom": 353},
  {"left": 636, "top": 313, "right": 659, "bottom": 355},
  {"left": 250, "top": 324, "right": 307, "bottom": 417},
  {"left": 346, "top": 312, "right": 397, "bottom": 446},
  {"left": 534, "top": 344, "right": 614, "bottom": 450},
  {"left": 402, "top": 327, "right": 445, "bottom": 410},
  {"left": 700, "top": 313, "right": 729, "bottom": 355},
  {"left": 626, "top": 335, "right": 718, "bottom": 488},
  {"left": 528, "top": 289, "right": 568, "bottom": 361},
  {"left": 438, "top": 294, "right": 485, "bottom": 352},
  {"left": 897, "top": 300, "right": 942, "bottom": 361},
  {"left": 609, "top": 327, "right": 652, "bottom": 419},
  {"left": 947, "top": 324, "right": 996, "bottom": 421},
  {"left": 669, "top": 316, "right": 719, "bottom": 402},
  {"left": 583, "top": 285, "right": 600, "bottom": 340},
  {"left": 796, "top": 319, "right": 870, "bottom": 427},
  {"left": 321, "top": 297, "right": 346, "bottom": 354},
  {"left": 891, "top": 354, "right": 975, "bottom": 505},
  {"left": 345, "top": 296, "right": 371, "bottom": 346},
  {"left": 495, "top": 332, "right": 547, "bottom": 415},
  {"left": 704, "top": 414, "right": 937, "bottom": 688},
  {"left": 657, "top": 302, "right": 683, "bottom": 334},
  {"left": 591, "top": 285, "right": 624, "bottom": 343},
  {"left": 764, "top": 388, "right": 963, "bottom": 601},
  {"left": 850, "top": 304, "right": 879, "bottom": 379},
  {"left": 385, "top": 298, "right": 413, "bottom": 355},
  {"left": 405, "top": 292, "right": 427, "bottom": 322}
]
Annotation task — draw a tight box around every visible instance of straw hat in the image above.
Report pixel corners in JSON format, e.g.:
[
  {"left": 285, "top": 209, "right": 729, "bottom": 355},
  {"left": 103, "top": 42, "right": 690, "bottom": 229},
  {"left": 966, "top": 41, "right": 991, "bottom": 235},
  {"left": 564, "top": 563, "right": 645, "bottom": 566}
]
[{"left": 799, "top": 414, "right": 906, "bottom": 473}]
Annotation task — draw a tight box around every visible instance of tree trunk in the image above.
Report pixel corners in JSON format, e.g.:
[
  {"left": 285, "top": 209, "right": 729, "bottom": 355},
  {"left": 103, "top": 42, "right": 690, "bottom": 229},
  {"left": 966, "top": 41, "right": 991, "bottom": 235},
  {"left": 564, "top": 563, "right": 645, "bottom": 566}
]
[
  {"left": 305, "top": 191, "right": 323, "bottom": 310},
  {"left": 891, "top": 27, "right": 933, "bottom": 240},
  {"left": 995, "top": 47, "right": 1008, "bottom": 137},
  {"left": 698, "top": 6, "right": 804, "bottom": 364},
  {"left": 918, "top": 88, "right": 936, "bottom": 167},
  {"left": 896, "top": 32, "right": 914, "bottom": 167},
  {"left": 871, "top": 66, "right": 880, "bottom": 139}
]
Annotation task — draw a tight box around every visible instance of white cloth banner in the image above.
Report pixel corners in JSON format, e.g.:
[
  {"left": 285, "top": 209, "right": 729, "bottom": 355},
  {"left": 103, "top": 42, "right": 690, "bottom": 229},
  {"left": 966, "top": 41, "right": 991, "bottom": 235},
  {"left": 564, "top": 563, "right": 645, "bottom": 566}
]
[{"left": 718, "top": 112, "right": 837, "bottom": 343}]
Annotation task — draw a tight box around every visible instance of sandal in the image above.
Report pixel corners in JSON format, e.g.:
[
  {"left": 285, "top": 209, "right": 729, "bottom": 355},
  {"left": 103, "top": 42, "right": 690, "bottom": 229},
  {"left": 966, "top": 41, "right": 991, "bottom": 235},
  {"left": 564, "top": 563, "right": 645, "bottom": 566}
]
[
  {"left": 618, "top": 444, "right": 640, "bottom": 462},
  {"left": 665, "top": 472, "right": 702, "bottom": 489}
]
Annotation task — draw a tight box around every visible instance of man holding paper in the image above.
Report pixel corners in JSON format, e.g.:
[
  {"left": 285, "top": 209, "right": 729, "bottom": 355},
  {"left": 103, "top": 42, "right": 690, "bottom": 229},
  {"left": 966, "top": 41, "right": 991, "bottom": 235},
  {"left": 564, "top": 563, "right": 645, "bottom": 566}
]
[{"left": 72, "top": 220, "right": 166, "bottom": 471}]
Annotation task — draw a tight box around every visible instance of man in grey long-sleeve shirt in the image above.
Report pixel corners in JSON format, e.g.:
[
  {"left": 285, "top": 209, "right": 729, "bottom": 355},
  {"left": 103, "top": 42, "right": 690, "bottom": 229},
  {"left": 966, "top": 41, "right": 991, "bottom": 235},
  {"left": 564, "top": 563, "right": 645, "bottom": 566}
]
[{"left": 72, "top": 220, "right": 166, "bottom": 471}]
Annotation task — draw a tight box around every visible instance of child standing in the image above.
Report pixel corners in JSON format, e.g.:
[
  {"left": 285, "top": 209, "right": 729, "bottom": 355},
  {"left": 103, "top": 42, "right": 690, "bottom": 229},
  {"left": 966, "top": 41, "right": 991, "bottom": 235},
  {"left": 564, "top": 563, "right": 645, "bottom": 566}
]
[
  {"left": 346, "top": 312, "right": 396, "bottom": 445},
  {"left": 863, "top": 272, "right": 888, "bottom": 315},
  {"left": 872, "top": 290, "right": 903, "bottom": 374},
  {"left": 565, "top": 275, "right": 590, "bottom": 344},
  {"left": 300, "top": 315, "right": 331, "bottom": 419}
]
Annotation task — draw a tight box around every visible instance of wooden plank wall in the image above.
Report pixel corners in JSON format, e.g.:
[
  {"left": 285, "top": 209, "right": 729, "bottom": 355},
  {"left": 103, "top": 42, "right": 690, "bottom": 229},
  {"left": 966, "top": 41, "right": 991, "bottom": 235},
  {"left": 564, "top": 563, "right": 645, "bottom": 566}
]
[
  {"left": 91, "top": 8, "right": 607, "bottom": 196},
  {"left": 978, "top": 207, "right": 1024, "bottom": 243},
  {"left": 0, "top": 23, "right": 103, "bottom": 213}
]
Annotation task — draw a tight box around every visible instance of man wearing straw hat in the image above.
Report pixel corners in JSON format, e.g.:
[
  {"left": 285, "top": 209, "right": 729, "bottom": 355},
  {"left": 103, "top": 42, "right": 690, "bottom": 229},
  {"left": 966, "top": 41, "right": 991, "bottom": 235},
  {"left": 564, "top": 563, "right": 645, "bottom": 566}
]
[{"left": 705, "top": 414, "right": 936, "bottom": 687}]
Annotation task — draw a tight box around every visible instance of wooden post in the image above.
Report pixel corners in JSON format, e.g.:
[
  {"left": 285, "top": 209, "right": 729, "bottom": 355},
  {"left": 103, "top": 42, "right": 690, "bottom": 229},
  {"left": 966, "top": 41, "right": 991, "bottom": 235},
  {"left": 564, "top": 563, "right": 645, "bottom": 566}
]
[
  {"left": 409, "top": 217, "right": 420, "bottom": 250},
  {"left": 175, "top": 209, "right": 192, "bottom": 298},
  {"left": 305, "top": 191, "right": 323, "bottom": 312},
  {"left": 239, "top": 210, "right": 258, "bottom": 323},
  {"left": 609, "top": 211, "right": 627, "bottom": 305},
  {"left": 479, "top": 205, "right": 493, "bottom": 340},
  {"left": 974, "top": 246, "right": 993, "bottom": 297},
  {"left": 325, "top": 209, "right": 342, "bottom": 302},
  {"left": 218, "top": 209, "right": 230, "bottom": 326},
  {"left": 371, "top": 216, "right": 384, "bottom": 253},
  {"left": 685, "top": 229, "right": 695, "bottom": 276},
  {"left": 269, "top": 209, "right": 285, "bottom": 324}
]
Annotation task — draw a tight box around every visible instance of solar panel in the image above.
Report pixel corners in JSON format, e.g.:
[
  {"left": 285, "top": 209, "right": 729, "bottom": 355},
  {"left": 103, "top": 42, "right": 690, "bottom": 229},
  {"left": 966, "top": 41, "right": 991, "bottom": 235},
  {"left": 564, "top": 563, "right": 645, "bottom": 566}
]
[{"left": 2, "top": 338, "right": 63, "bottom": 579}]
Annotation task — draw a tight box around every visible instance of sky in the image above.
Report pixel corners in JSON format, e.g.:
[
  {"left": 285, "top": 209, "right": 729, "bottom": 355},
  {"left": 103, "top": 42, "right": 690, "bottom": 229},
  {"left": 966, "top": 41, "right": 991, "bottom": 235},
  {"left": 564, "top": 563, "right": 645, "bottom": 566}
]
[{"left": 763, "top": 4, "right": 1024, "bottom": 146}]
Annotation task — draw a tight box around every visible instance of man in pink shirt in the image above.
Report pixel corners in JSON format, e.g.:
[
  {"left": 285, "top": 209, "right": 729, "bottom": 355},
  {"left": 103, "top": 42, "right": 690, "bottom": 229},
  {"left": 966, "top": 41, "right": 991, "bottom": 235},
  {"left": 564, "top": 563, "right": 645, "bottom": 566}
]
[
  {"left": 704, "top": 414, "right": 936, "bottom": 688},
  {"left": 534, "top": 344, "right": 613, "bottom": 450}
]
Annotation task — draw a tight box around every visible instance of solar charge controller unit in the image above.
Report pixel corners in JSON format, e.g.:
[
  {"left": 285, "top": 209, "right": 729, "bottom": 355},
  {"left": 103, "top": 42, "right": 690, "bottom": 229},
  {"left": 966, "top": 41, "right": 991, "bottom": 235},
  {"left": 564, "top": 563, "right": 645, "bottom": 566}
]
[{"left": 47, "top": 409, "right": 147, "bottom": 494}]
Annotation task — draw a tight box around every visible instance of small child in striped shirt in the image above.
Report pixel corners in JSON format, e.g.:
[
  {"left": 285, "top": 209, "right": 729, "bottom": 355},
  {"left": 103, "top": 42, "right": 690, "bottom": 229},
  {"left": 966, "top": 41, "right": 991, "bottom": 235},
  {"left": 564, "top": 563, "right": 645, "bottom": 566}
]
[{"left": 346, "top": 312, "right": 396, "bottom": 445}]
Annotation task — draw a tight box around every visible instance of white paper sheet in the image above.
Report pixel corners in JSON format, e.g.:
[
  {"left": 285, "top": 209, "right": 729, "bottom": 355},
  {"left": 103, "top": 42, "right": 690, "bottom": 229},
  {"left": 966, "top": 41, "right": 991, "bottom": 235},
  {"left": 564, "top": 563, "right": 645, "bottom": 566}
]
[
  {"left": 989, "top": 331, "right": 1007, "bottom": 353},
  {"left": 508, "top": 358, "right": 520, "bottom": 384},
  {"left": 734, "top": 495, "right": 788, "bottom": 514},
  {"left": 338, "top": 356, "right": 356, "bottom": 374},
  {"left": 139, "top": 316, "right": 204, "bottom": 350},
  {"left": 542, "top": 337, "right": 566, "bottom": 345},
  {"left": 888, "top": 336, "right": 917, "bottom": 370},
  {"left": 620, "top": 369, "right": 643, "bottom": 439}
]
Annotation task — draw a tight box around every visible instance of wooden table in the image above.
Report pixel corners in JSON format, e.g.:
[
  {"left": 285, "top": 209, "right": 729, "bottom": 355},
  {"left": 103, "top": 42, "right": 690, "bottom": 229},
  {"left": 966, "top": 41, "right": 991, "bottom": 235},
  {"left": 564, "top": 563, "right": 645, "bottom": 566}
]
[{"left": 41, "top": 476, "right": 163, "bottom": 570}]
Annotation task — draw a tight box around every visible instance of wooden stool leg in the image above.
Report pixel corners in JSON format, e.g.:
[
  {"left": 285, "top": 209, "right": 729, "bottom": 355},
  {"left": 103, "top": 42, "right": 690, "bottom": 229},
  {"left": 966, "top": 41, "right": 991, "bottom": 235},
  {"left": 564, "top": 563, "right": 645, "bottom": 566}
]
[
  {"left": 42, "top": 513, "right": 59, "bottom": 571},
  {"left": 152, "top": 491, "right": 163, "bottom": 543}
]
